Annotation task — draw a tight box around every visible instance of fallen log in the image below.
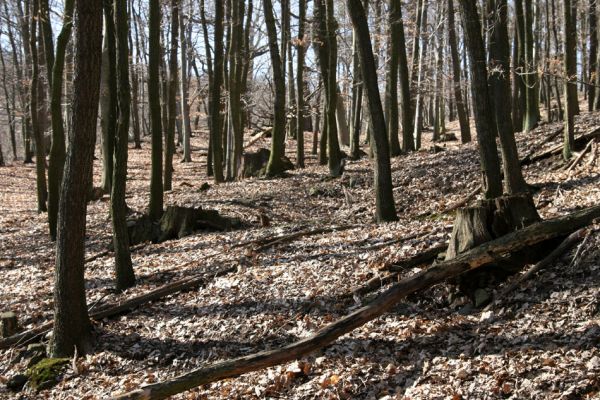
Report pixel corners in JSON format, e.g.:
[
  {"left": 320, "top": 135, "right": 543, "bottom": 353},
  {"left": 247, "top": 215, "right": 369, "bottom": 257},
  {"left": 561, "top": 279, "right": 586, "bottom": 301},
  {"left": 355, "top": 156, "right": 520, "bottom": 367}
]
[
  {"left": 0, "top": 266, "right": 236, "bottom": 350},
  {"left": 112, "top": 204, "right": 600, "bottom": 400},
  {"left": 489, "top": 228, "right": 587, "bottom": 306}
]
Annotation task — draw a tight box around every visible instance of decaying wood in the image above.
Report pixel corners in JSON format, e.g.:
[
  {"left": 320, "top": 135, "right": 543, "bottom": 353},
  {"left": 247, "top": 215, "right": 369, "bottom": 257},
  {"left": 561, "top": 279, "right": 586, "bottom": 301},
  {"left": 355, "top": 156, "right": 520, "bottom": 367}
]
[
  {"left": 445, "top": 194, "right": 542, "bottom": 301},
  {"left": 0, "top": 266, "right": 236, "bottom": 350},
  {"left": 490, "top": 228, "right": 587, "bottom": 305},
  {"left": 1, "top": 312, "right": 19, "bottom": 338},
  {"left": 112, "top": 204, "right": 600, "bottom": 400}
]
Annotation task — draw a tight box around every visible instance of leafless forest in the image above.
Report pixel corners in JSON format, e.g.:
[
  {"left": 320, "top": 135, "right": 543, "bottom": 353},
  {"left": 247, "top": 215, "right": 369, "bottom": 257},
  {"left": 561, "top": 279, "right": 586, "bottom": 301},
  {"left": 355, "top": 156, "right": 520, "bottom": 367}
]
[{"left": 0, "top": 0, "right": 599, "bottom": 398}]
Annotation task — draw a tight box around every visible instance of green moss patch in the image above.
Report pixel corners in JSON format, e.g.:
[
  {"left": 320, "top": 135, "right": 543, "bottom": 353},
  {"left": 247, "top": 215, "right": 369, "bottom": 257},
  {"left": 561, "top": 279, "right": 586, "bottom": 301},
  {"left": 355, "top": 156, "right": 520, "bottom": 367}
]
[{"left": 27, "top": 358, "right": 69, "bottom": 391}]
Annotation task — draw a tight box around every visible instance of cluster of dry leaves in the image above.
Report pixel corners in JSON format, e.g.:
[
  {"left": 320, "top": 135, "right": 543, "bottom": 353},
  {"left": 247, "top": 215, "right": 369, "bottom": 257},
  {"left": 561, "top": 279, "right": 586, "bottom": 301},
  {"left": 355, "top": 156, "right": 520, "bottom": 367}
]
[{"left": 0, "top": 113, "right": 598, "bottom": 399}]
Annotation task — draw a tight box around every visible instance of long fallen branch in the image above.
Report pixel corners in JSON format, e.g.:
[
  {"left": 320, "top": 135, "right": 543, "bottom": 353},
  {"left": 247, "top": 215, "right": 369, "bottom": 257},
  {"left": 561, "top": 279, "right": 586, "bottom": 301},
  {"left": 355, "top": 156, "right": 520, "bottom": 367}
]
[
  {"left": 0, "top": 266, "right": 236, "bottom": 350},
  {"left": 352, "top": 244, "right": 448, "bottom": 297},
  {"left": 233, "top": 224, "right": 357, "bottom": 251},
  {"left": 566, "top": 139, "right": 596, "bottom": 173},
  {"left": 521, "top": 127, "right": 600, "bottom": 166},
  {"left": 112, "top": 204, "right": 600, "bottom": 400},
  {"left": 489, "top": 228, "right": 587, "bottom": 306}
]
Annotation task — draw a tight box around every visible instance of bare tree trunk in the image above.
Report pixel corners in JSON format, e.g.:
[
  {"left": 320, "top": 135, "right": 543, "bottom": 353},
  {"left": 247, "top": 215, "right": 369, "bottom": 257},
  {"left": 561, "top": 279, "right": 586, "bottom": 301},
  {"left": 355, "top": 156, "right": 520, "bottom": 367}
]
[
  {"left": 148, "top": 0, "right": 164, "bottom": 219},
  {"left": 50, "top": 0, "right": 103, "bottom": 358},
  {"left": 458, "top": 0, "right": 503, "bottom": 199},
  {"left": 29, "top": 0, "right": 48, "bottom": 212},
  {"left": 346, "top": 0, "right": 397, "bottom": 222},
  {"left": 448, "top": 0, "right": 471, "bottom": 143},
  {"left": 112, "top": 0, "right": 136, "bottom": 291}
]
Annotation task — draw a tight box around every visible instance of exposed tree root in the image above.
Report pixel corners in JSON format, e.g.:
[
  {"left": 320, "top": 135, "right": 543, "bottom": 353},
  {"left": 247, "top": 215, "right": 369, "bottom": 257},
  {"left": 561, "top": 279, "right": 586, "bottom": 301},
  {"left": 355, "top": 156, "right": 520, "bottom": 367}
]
[{"left": 112, "top": 204, "right": 600, "bottom": 400}]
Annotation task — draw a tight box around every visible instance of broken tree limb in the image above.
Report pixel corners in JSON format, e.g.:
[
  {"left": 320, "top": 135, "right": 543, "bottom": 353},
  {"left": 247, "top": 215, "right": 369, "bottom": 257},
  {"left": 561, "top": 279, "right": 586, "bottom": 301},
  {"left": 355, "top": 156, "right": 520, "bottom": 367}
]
[
  {"left": 254, "top": 225, "right": 357, "bottom": 252},
  {"left": 521, "top": 127, "right": 600, "bottom": 166},
  {"left": 519, "top": 127, "right": 563, "bottom": 164},
  {"left": 352, "top": 244, "right": 448, "bottom": 297},
  {"left": 232, "top": 225, "right": 357, "bottom": 251},
  {"left": 490, "top": 228, "right": 587, "bottom": 305},
  {"left": 416, "top": 185, "right": 481, "bottom": 219},
  {"left": 111, "top": 204, "right": 600, "bottom": 400},
  {"left": 0, "top": 265, "right": 236, "bottom": 350},
  {"left": 566, "top": 139, "right": 596, "bottom": 173}
]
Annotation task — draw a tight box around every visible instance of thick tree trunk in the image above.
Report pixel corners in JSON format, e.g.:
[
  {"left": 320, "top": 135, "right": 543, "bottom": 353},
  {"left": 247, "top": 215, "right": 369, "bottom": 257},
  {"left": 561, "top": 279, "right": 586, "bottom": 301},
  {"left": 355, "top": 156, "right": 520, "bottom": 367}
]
[{"left": 50, "top": 0, "right": 103, "bottom": 358}]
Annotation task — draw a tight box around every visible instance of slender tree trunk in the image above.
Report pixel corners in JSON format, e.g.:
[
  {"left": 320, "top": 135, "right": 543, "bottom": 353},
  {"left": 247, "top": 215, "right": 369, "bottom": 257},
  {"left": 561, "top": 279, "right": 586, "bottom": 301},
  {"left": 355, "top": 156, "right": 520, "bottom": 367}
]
[
  {"left": 15, "top": 0, "right": 34, "bottom": 164},
  {"left": 350, "top": 31, "right": 363, "bottom": 159},
  {"left": 50, "top": 0, "right": 103, "bottom": 358},
  {"left": 412, "top": 0, "right": 429, "bottom": 149},
  {"left": 563, "top": 0, "right": 577, "bottom": 160},
  {"left": 296, "top": 0, "right": 306, "bottom": 168},
  {"left": 327, "top": 0, "right": 342, "bottom": 176},
  {"left": 394, "top": 0, "right": 413, "bottom": 152},
  {"left": 522, "top": 0, "right": 540, "bottom": 131},
  {"left": 101, "top": 0, "right": 117, "bottom": 194},
  {"left": 112, "top": 0, "right": 136, "bottom": 291},
  {"left": 386, "top": 0, "right": 401, "bottom": 156},
  {"left": 47, "top": 0, "right": 74, "bottom": 240},
  {"left": 447, "top": 0, "right": 471, "bottom": 143},
  {"left": 458, "top": 0, "right": 503, "bottom": 199},
  {"left": 210, "top": 0, "right": 225, "bottom": 182},
  {"left": 0, "top": 45, "right": 18, "bottom": 162},
  {"left": 148, "top": 0, "right": 164, "bottom": 219},
  {"left": 180, "top": 10, "right": 192, "bottom": 162},
  {"left": 163, "top": 0, "right": 179, "bottom": 191},
  {"left": 346, "top": 0, "right": 398, "bottom": 222},
  {"left": 29, "top": 0, "right": 48, "bottom": 212},
  {"left": 487, "top": 0, "right": 528, "bottom": 194},
  {"left": 263, "top": 0, "right": 287, "bottom": 176}
]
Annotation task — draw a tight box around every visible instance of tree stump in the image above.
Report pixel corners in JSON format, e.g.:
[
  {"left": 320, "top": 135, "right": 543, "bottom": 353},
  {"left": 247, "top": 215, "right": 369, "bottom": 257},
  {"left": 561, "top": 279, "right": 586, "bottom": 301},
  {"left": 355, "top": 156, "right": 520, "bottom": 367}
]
[
  {"left": 1, "top": 312, "right": 19, "bottom": 338},
  {"left": 445, "top": 193, "right": 543, "bottom": 306},
  {"left": 238, "top": 148, "right": 294, "bottom": 179},
  {"left": 127, "top": 207, "right": 241, "bottom": 245}
]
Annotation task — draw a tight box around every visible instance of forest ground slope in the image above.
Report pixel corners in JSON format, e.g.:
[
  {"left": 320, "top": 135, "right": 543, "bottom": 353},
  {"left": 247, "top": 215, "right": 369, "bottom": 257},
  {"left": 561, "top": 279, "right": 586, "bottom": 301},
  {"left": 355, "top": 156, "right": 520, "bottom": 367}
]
[{"left": 0, "top": 114, "right": 599, "bottom": 399}]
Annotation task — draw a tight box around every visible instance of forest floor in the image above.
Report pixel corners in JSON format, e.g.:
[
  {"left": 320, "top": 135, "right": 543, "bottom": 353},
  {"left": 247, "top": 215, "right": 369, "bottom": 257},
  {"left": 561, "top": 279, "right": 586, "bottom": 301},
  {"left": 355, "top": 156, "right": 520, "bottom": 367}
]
[{"left": 0, "top": 114, "right": 599, "bottom": 399}]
